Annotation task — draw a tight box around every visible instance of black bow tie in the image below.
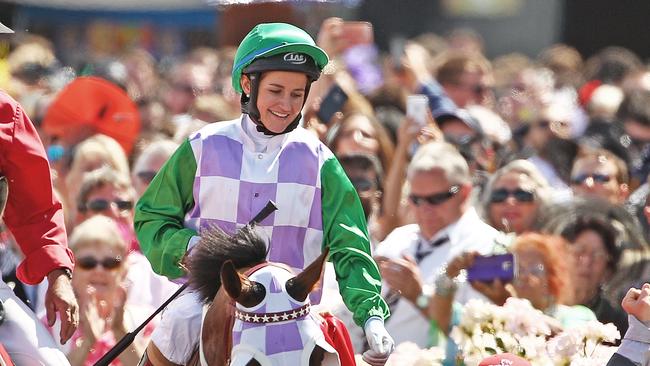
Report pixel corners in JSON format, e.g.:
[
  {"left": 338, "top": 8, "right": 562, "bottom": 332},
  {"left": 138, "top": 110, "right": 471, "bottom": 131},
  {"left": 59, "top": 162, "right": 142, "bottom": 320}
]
[{"left": 415, "top": 236, "right": 449, "bottom": 263}]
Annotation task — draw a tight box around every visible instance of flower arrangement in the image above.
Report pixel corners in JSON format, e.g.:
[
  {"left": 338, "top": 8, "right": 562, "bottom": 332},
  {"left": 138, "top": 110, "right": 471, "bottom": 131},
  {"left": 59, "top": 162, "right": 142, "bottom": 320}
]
[
  {"left": 450, "top": 298, "right": 620, "bottom": 366},
  {"left": 355, "top": 342, "right": 445, "bottom": 366}
]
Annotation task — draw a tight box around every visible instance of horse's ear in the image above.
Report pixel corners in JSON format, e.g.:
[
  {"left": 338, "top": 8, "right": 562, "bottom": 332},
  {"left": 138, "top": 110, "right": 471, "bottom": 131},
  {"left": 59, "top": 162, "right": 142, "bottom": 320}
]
[
  {"left": 220, "top": 260, "right": 243, "bottom": 299},
  {"left": 286, "top": 248, "right": 329, "bottom": 302},
  {"left": 220, "top": 260, "right": 266, "bottom": 308}
]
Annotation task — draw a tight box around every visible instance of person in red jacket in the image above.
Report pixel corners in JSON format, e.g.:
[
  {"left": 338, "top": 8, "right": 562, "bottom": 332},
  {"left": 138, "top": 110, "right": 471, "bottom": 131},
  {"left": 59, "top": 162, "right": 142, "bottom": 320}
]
[{"left": 0, "top": 82, "right": 79, "bottom": 363}]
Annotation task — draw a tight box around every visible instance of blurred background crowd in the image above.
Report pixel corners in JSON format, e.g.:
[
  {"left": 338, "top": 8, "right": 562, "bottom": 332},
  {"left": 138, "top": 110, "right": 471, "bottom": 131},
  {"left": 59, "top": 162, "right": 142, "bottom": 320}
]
[{"left": 1, "top": 0, "right": 650, "bottom": 364}]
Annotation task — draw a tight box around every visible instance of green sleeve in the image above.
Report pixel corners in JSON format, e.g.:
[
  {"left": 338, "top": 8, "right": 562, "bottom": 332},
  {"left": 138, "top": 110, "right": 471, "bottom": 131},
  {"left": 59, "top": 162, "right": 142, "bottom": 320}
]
[
  {"left": 320, "top": 156, "right": 390, "bottom": 326},
  {"left": 134, "top": 139, "right": 198, "bottom": 279}
]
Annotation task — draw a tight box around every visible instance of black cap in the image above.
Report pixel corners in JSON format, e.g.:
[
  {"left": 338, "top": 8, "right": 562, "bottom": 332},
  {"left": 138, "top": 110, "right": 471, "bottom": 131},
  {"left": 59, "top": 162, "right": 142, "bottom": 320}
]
[{"left": 243, "top": 52, "right": 321, "bottom": 81}]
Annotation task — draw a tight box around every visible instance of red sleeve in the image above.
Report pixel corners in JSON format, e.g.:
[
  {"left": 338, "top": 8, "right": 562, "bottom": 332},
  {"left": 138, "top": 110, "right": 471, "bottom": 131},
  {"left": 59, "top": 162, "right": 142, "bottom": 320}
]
[{"left": 0, "top": 91, "right": 74, "bottom": 284}]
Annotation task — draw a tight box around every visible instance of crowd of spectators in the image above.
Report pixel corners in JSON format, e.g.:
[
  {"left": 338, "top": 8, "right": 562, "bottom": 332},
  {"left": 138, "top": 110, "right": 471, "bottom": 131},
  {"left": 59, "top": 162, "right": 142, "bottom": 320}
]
[{"left": 1, "top": 16, "right": 650, "bottom": 364}]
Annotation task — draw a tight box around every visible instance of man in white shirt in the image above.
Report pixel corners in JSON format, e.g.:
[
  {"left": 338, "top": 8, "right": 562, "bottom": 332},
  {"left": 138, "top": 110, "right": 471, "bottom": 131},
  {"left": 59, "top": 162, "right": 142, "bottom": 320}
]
[{"left": 374, "top": 141, "right": 498, "bottom": 347}]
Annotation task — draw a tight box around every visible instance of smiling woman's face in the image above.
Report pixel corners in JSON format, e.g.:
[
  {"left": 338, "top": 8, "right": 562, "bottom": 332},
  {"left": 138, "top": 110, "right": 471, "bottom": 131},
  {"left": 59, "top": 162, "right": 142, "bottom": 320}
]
[
  {"left": 488, "top": 171, "right": 539, "bottom": 234},
  {"left": 72, "top": 243, "right": 126, "bottom": 302},
  {"left": 334, "top": 114, "right": 380, "bottom": 156},
  {"left": 241, "top": 71, "right": 308, "bottom": 133}
]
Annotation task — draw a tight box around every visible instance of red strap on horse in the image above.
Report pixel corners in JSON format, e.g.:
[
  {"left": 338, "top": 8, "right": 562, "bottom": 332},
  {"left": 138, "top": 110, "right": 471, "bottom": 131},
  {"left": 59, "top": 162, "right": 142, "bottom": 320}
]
[
  {"left": 319, "top": 312, "right": 356, "bottom": 366},
  {"left": 0, "top": 342, "right": 12, "bottom": 366}
]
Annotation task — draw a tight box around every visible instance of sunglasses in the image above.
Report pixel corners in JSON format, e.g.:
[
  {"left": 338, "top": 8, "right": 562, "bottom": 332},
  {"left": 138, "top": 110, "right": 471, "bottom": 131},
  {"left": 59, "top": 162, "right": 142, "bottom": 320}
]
[
  {"left": 516, "top": 263, "right": 546, "bottom": 278},
  {"left": 349, "top": 177, "right": 377, "bottom": 192},
  {"left": 458, "top": 82, "right": 489, "bottom": 96},
  {"left": 136, "top": 170, "right": 158, "bottom": 184},
  {"left": 570, "top": 173, "right": 611, "bottom": 185},
  {"left": 472, "top": 84, "right": 490, "bottom": 96},
  {"left": 77, "top": 256, "right": 122, "bottom": 270},
  {"left": 78, "top": 199, "right": 133, "bottom": 213},
  {"left": 489, "top": 188, "right": 536, "bottom": 203},
  {"left": 409, "top": 185, "right": 460, "bottom": 206},
  {"left": 172, "top": 83, "right": 195, "bottom": 94}
]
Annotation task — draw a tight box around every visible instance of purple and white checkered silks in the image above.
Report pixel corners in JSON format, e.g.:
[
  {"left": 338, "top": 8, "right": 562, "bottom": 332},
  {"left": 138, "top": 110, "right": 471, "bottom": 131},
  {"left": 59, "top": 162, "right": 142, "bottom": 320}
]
[
  {"left": 228, "top": 264, "right": 340, "bottom": 366},
  {"left": 186, "top": 116, "right": 331, "bottom": 303}
]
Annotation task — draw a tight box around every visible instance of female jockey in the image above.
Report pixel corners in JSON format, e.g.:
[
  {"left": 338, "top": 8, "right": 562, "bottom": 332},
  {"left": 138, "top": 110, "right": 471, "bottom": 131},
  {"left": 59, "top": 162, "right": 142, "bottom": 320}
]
[{"left": 135, "top": 22, "right": 394, "bottom": 365}]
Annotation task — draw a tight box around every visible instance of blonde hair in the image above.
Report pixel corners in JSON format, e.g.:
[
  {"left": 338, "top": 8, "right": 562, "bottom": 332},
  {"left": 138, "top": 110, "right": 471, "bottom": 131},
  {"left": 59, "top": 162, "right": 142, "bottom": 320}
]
[
  {"left": 479, "top": 159, "right": 551, "bottom": 222},
  {"left": 132, "top": 139, "right": 178, "bottom": 174},
  {"left": 65, "top": 134, "right": 130, "bottom": 212},
  {"left": 77, "top": 166, "right": 134, "bottom": 209},
  {"left": 69, "top": 215, "right": 126, "bottom": 254}
]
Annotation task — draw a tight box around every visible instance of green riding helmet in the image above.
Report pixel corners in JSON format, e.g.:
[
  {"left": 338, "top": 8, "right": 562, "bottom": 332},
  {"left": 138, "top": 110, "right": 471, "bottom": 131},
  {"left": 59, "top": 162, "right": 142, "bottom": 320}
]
[{"left": 231, "top": 22, "right": 329, "bottom": 93}]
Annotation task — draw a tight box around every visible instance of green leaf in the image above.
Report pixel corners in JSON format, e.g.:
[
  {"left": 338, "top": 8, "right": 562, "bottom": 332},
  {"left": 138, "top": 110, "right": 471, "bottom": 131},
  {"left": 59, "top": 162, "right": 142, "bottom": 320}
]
[{"left": 495, "top": 337, "right": 506, "bottom": 352}]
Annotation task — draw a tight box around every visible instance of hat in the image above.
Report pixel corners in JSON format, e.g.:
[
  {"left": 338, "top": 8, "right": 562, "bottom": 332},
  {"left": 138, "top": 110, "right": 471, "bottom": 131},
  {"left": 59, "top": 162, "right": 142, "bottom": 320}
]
[
  {"left": 42, "top": 76, "right": 140, "bottom": 154},
  {"left": 434, "top": 108, "right": 484, "bottom": 136},
  {"left": 0, "top": 22, "right": 13, "bottom": 34},
  {"left": 479, "top": 353, "right": 532, "bottom": 366},
  {"left": 231, "top": 22, "right": 328, "bottom": 93}
]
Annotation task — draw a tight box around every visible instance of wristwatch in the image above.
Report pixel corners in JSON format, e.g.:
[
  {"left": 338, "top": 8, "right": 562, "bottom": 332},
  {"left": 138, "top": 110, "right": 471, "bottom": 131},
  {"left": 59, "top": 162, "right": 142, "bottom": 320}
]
[
  {"left": 50, "top": 268, "right": 73, "bottom": 281},
  {"left": 434, "top": 272, "right": 458, "bottom": 298},
  {"left": 415, "top": 285, "right": 434, "bottom": 310}
]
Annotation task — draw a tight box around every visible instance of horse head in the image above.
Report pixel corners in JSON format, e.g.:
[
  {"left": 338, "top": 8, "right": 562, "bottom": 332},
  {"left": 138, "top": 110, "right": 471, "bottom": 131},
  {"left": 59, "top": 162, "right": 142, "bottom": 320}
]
[
  {"left": 220, "top": 248, "right": 340, "bottom": 366},
  {"left": 186, "top": 225, "right": 340, "bottom": 366}
]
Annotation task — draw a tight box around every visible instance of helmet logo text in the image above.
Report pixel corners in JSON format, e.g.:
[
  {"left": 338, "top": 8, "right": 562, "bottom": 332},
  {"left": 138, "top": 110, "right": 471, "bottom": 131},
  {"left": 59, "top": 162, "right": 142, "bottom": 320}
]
[{"left": 283, "top": 53, "right": 307, "bottom": 65}]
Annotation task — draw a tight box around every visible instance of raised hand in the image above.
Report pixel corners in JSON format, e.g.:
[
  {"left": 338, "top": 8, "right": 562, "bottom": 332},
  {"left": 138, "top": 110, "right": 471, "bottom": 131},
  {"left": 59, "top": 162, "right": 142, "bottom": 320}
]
[
  {"left": 110, "top": 284, "right": 129, "bottom": 336},
  {"left": 376, "top": 255, "right": 423, "bottom": 303},
  {"left": 79, "top": 286, "right": 105, "bottom": 344},
  {"left": 621, "top": 283, "right": 650, "bottom": 322}
]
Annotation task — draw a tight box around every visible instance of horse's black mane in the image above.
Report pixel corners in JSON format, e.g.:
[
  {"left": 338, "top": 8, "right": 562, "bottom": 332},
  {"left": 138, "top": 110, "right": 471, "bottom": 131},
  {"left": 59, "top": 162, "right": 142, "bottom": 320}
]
[{"left": 187, "top": 224, "right": 268, "bottom": 304}]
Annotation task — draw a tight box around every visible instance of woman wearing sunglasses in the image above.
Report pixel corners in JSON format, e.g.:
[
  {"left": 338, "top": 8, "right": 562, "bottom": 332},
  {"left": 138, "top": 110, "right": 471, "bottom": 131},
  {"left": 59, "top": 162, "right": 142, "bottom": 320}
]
[
  {"left": 479, "top": 159, "right": 551, "bottom": 234},
  {"left": 50, "top": 215, "right": 154, "bottom": 366}
]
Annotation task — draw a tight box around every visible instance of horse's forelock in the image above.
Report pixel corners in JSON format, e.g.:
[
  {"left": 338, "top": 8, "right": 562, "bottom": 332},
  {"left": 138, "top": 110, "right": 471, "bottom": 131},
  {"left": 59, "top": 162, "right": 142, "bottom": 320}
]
[{"left": 187, "top": 224, "right": 268, "bottom": 304}]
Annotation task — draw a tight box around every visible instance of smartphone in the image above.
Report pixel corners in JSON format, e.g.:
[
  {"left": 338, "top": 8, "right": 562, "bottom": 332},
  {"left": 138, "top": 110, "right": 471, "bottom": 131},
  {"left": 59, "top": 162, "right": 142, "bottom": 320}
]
[
  {"left": 389, "top": 36, "right": 407, "bottom": 71},
  {"left": 466, "top": 253, "right": 516, "bottom": 283},
  {"left": 340, "top": 21, "right": 374, "bottom": 50},
  {"left": 317, "top": 84, "right": 348, "bottom": 124},
  {"left": 407, "top": 94, "right": 429, "bottom": 127}
]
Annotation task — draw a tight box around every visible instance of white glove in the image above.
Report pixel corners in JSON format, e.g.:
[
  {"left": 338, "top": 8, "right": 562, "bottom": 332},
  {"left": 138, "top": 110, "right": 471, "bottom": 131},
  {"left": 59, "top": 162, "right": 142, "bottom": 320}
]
[{"left": 362, "top": 317, "right": 394, "bottom": 366}]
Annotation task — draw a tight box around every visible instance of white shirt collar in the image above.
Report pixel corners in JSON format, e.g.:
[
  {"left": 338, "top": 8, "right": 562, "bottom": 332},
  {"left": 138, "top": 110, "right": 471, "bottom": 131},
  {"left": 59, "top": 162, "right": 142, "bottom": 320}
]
[
  {"left": 240, "top": 114, "right": 287, "bottom": 153},
  {"left": 418, "top": 207, "right": 481, "bottom": 246}
]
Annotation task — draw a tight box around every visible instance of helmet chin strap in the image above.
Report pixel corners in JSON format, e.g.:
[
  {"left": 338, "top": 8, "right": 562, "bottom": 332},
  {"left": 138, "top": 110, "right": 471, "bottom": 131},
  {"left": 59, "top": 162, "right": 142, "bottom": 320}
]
[{"left": 240, "top": 73, "right": 312, "bottom": 136}]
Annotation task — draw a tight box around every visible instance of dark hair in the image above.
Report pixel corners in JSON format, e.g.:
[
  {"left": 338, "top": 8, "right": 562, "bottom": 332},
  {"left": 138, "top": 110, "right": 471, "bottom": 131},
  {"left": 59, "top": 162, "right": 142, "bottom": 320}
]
[
  {"left": 338, "top": 153, "right": 384, "bottom": 192},
  {"left": 435, "top": 52, "right": 491, "bottom": 86},
  {"left": 584, "top": 46, "right": 642, "bottom": 85},
  {"left": 617, "top": 90, "right": 650, "bottom": 127},
  {"left": 187, "top": 225, "right": 268, "bottom": 304},
  {"left": 561, "top": 216, "right": 620, "bottom": 272}
]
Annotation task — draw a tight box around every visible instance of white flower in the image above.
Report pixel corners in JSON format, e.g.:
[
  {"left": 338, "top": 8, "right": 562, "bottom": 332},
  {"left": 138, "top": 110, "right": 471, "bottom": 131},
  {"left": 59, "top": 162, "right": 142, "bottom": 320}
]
[
  {"left": 383, "top": 342, "right": 444, "bottom": 366},
  {"left": 548, "top": 329, "right": 582, "bottom": 358},
  {"left": 580, "top": 321, "right": 621, "bottom": 343},
  {"left": 452, "top": 297, "right": 620, "bottom": 365}
]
